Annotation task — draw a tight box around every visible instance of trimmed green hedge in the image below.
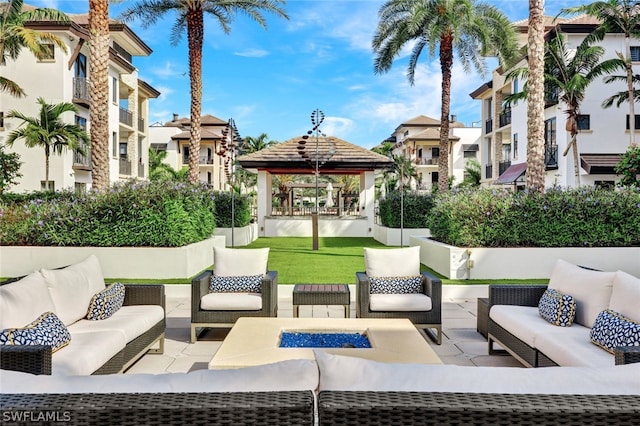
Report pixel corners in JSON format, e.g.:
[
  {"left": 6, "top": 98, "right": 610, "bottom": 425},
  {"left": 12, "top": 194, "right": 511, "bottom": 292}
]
[
  {"left": 212, "top": 191, "right": 252, "bottom": 227},
  {"left": 378, "top": 191, "right": 435, "bottom": 228}
]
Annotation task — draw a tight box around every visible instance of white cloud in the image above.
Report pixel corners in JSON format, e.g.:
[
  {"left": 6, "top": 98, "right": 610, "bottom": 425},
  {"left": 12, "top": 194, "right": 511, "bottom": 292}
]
[
  {"left": 151, "top": 62, "right": 187, "bottom": 79},
  {"left": 234, "top": 49, "right": 269, "bottom": 58},
  {"left": 154, "top": 85, "right": 174, "bottom": 103},
  {"left": 322, "top": 116, "right": 354, "bottom": 138}
]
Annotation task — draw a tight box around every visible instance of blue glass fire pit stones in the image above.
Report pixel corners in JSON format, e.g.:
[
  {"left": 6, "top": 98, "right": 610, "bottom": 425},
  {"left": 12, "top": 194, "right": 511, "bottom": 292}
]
[{"left": 279, "top": 331, "right": 371, "bottom": 348}]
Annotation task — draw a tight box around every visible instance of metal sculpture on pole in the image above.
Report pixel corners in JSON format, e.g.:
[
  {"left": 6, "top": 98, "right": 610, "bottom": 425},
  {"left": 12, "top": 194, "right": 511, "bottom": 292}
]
[
  {"left": 296, "top": 109, "right": 336, "bottom": 250},
  {"left": 217, "top": 118, "right": 242, "bottom": 248}
]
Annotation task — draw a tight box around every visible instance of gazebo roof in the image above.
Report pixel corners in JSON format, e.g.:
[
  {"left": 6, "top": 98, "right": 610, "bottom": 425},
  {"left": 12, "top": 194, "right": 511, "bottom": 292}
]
[{"left": 238, "top": 136, "right": 393, "bottom": 174}]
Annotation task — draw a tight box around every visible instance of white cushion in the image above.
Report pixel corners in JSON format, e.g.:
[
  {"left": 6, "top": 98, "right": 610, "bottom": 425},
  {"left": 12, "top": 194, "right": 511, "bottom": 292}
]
[
  {"left": 609, "top": 270, "right": 640, "bottom": 322},
  {"left": 547, "top": 259, "right": 615, "bottom": 327},
  {"left": 0, "top": 359, "right": 319, "bottom": 393},
  {"left": 314, "top": 351, "right": 640, "bottom": 395},
  {"left": 41, "top": 267, "right": 93, "bottom": 326},
  {"left": 200, "top": 292, "right": 262, "bottom": 310},
  {"left": 53, "top": 330, "right": 126, "bottom": 375},
  {"left": 213, "top": 247, "right": 269, "bottom": 277},
  {"left": 364, "top": 246, "right": 420, "bottom": 277},
  {"left": 64, "top": 255, "right": 107, "bottom": 296},
  {"left": 489, "top": 305, "right": 551, "bottom": 348},
  {"left": 535, "top": 325, "right": 614, "bottom": 367},
  {"left": 369, "top": 293, "right": 432, "bottom": 312},
  {"left": 0, "top": 272, "right": 56, "bottom": 329},
  {"left": 68, "top": 305, "right": 164, "bottom": 343}
]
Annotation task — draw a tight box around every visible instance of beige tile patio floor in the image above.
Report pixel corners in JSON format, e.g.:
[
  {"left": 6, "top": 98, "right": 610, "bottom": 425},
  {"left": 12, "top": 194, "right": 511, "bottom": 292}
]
[{"left": 126, "top": 285, "right": 522, "bottom": 374}]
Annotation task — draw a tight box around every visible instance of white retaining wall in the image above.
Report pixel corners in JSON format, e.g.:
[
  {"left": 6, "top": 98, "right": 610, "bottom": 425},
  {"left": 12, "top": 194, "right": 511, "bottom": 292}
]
[
  {"left": 264, "top": 216, "right": 370, "bottom": 237},
  {"left": 214, "top": 223, "right": 259, "bottom": 247},
  {"left": 373, "top": 224, "right": 430, "bottom": 246}
]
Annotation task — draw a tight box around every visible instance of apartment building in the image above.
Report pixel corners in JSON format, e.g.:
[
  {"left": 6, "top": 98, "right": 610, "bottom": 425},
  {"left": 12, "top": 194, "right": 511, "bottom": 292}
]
[
  {"left": 149, "top": 114, "right": 232, "bottom": 190},
  {"left": 384, "top": 115, "right": 481, "bottom": 191},
  {"left": 0, "top": 12, "right": 159, "bottom": 193},
  {"left": 470, "top": 15, "right": 637, "bottom": 189}
]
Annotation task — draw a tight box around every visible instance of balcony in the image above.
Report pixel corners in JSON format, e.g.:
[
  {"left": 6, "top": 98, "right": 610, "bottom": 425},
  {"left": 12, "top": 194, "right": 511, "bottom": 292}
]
[
  {"left": 119, "top": 157, "right": 131, "bottom": 175},
  {"left": 545, "top": 145, "right": 559, "bottom": 170},
  {"left": 73, "top": 147, "right": 91, "bottom": 170},
  {"left": 485, "top": 118, "right": 493, "bottom": 134},
  {"left": 138, "top": 117, "right": 145, "bottom": 132},
  {"left": 416, "top": 157, "right": 439, "bottom": 166},
  {"left": 485, "top": 164, "right": 493, "bottom": 179},
  {"left": 200, "top": 156, "right": 214, "bottom": 165},
  {"left": 544, "top": 87, "right": 559, "bottom": 108},
  {"left": 498, "top": 160, "right": 511, "bottom": 175},
  {"left": 112, "top": 41, "right": 133, "bottom": 64},
  {"left": 72, "top": 77, "right": 90, "bottom": 107},
  {"left": 119, "top": 107, "right": 133, "bottom": 127},
  {"left": 498, "top": 109, "right": 512, "bottom": 128}
]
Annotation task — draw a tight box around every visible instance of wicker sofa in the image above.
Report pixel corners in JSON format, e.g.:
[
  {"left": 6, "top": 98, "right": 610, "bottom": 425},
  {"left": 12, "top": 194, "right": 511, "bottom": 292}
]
[
  {"left": 0, "top": 255, "right": 165, "bottom": 375},
  {"left": 488, "top": 260, "right": 640, "bottom": 367}
]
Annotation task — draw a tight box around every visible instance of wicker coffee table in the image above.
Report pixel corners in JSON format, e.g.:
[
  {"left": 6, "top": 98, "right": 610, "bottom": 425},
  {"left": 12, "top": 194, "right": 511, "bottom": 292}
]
[{"left": 293, "top": 284, "right": 350, "bottom": 318}]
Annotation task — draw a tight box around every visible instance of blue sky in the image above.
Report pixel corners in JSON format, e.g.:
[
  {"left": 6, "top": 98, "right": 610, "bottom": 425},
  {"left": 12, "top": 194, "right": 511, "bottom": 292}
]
[{"left": 32, "top": 0, "right": 575, "bottom": 148}]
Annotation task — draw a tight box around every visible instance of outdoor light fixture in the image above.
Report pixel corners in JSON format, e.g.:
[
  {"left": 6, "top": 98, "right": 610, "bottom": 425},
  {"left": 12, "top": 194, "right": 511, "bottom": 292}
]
[
  {"left": 217, "top": 118, "right": 242, "bottom": 248},
  {"left": 297, "top": 109, "right": 336, "bottom": 250}
]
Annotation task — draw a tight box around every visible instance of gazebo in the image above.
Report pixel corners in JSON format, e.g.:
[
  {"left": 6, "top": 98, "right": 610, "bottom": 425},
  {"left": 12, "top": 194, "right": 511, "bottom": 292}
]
[{"left": 238, "top": 136, "right": 393, "bottom": 238}]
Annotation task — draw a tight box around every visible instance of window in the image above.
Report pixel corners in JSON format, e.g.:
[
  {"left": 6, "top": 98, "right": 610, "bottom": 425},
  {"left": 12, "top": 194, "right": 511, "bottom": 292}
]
[
  {"left": 512, "top": 78, "right": 519, "bottom": 105},
  {"left": 182, "top": 145, "right": 190, "bottom": 164},
  {"left": 463, "top": 150, "right": 476, "bottom": 159},
  {"left": 513, "top": 133, "right": 518, "bottom": 159},
  {"left": 112, "top": 77, "right": 117, "bottom": 103},
  {"left": 112, "top": 132, "right": 118, "bottom": 157},
  {"left": 625, "top": 114, "right": 640, "bottom": 130},
  {"left": 544, "top": 117, "right": 556, "bottom": 146},
  {"left": 631, "top": 46, "right": 640, "bottom": 62},
  {"left": 75, "top": 115, "right": 87, "bottom": 130},
  {"left": 577, "top": 114, "right": 590, "bottom": 130},
  {"left": 74, "top": 182, "right": 86, "bottom": 194},
  {"left": 595, "top": 180, "right": 614, "bottom": 189},
  {"left": 0, "top": 111, "right": 4, "bottom": 129},
  {"left": 431, "top": 147, "right": 440, "bottom": 158},
  {"left": 74, "top": 53, "right": 86, "bottom": 78},
  {"left": 38, "top": 43, "right": 54, "bottom": 61},
  {"left": 41, "top": 181, "right": 55, "bottom": 191},
  {"left": 431, "top": 172, "right": 438, "bottom": 183},
  {"left": 119, "top": 143, "right": 128, "bottom": 158}
]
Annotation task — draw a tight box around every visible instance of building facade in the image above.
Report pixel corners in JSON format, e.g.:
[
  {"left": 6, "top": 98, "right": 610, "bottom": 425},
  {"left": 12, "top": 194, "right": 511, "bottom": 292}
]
[
  {"left": 470, "top": 15, "right": 638, "bottom": 189},
  {"left": 0, "top": 11, "right": 159, "bottom": 193}
]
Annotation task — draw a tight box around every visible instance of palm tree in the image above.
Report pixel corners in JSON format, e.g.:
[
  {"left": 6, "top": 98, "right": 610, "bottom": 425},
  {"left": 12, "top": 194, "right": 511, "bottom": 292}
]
[
  {"left": 602, "top": 72, "right": 640, "bottom": 107},
  {"left": 560, "top": 1, "right": 640, "bottom": 146},
  {"left": 149, "top": 147, "right": 187, "bottom": 181},
  {"left": 5, "top": 98, "right": 90, "bottom": 190},
  {"left": 88, "top": 0, "right": 111, "bottom": 193},
  {"left": 526, "top": 0, "right": 546, "bottom": 193},
  {"left": 242, "top": 133, "right": 278, "bottom": 153},
  {"left": 119, "top": 1, "right": 288, "bottom": 185},
  {"left": 372, "top": 0, "right": 517, "bottom": 193},
  {"left": 0, "top": 0, "right": 68, "bottom": 97}
]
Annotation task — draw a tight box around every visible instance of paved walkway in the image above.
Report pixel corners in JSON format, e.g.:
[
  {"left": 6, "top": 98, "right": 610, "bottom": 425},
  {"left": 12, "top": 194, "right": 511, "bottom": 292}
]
[{"left": 126, "top": 285, "right": 522, "bottom": 374}]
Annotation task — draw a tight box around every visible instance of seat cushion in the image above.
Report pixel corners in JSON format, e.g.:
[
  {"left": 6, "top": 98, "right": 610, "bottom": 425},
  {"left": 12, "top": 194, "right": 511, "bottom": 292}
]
[
  {"left": 53, "top": 329, "right": 126, "bottom": 375},
  {"left": 0, "top": 272, "right": 56, "bottom": 329},
  {"left": 535, "top": 323, "right": 613, "bottom": 367},
  {"left": 200, "top": 292, "right": 262, "bottom": 311},
  {"left": 0, "top": 312, "right": 71, "bottom": 353},
  {"left": 364, "top": 246, "right": 420, "bottom": 277},
  {"left": 609, "top": 270, "right": 640, "bottom": 322},
  {"left": 68, "top": 305, "right": 164, "bottom": 343},
  {"left": 489, "top": 305, "right": 551, "bottom": 348},
  {"left": 369, "top": 293, "right": 432, "bottom": 312},
  {"left": 213, "top": 247, "right": 269, "bottom": 277},
  {"left": 547, "top": 259, "right": 615, "bottom": 327}
]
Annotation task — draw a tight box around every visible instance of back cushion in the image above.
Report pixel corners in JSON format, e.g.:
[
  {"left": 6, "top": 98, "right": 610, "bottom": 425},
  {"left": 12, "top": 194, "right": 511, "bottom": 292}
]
[
  {"left": 547, "top": 259, "right": 615, "bottom": 328},
  {"left": 213, "top": 247, "right": 269, "bottom": 277},
  {"left": 364, "top": 246, "right": 420, "bottom": 277},
  {"left": 63, "top": 255, "right": 106, "bottom": 296},
  {"left": 0, "top": 272, "right": 56, "bottom": 329},
  {"left": 609, "top": 270, "right": 640, "bottom": 323}
]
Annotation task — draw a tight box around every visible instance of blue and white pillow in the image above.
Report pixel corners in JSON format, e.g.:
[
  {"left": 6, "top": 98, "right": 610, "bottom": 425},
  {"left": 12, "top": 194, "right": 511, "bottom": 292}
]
[
  {"left": 538, "top": 288, "right": 576, "bottom": 327},
  {"left": 210, "top": 274, "right": 263, "bottom": 293},
  {"left": 0, "top": 312, "right": 71, "bottom": 353},
  {"left": 369, "top": 275, "right": 423, "bottom": 294},
  {"left": 590, "top": 309, "right": 640, "bottom": 354},
  {"left": 86, "top": 282, "right": 126, "bottom": 320}
]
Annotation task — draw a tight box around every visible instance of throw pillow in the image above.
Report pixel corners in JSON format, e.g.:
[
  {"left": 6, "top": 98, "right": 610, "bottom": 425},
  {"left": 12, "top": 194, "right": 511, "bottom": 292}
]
[
  {"left": 0, "top": 312, "right": 71, "bottom": 353},
  {"left": 590, "top": 309, "right": 640, "bottom": 354},
  {"left": 369, "top": 275, "right": 423, "bottom": 294},
  {"left": 210, "top": 274, "right": 263, "bottom": 293},
  {"left": 538, "top": 288, "right": 576, "bottom": 327},
  {"left": 86, "top": 282, "right": 126, "bottom": 321}
]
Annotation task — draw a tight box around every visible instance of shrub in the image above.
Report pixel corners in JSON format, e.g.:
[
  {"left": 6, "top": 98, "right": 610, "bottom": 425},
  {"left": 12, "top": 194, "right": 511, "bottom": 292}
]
[
  {"left": 615, "top": 143, "right": 640, "bottom": 188},
  {"left": 0, "top": 180, "right": 216, "bottom": 247},
  {"left": 379, "top": 191, "right": 435, "bottom": 228},
  {"left": 212, "top": 191, "right": 252, "bottom": 227},
  {"left": 428, "top": 186, "right": 640, "bottom": 247}
]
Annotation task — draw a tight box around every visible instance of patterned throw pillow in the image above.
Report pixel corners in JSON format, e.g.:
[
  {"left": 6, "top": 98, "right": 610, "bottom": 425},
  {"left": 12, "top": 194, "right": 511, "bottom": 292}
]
[
  {"left": 538, "top": 288, "right": 576, "bottom": 327},
  {"left": 0, "top": 312, "right": 71, "bottom": 353},
  {"left": 86, "top": 282, "right": 126, "bottom": 321},
  {"left": 369, "top": 275, "right": 423, "bottom": 294},
  {"left": 210, "top": 274, "right": 263, "bottom": 293},
  {"left": 590, "top": 309, "right": 640, "bottom": 354}
]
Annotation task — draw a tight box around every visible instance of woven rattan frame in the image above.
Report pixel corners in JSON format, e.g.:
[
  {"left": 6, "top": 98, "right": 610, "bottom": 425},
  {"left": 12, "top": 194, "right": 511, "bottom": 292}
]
[
  {"left": 292, "top": 284, "right": 350, "bottom": 317},
  {"left": 190, "top": 270, "right": 278, "bottom": 343}
]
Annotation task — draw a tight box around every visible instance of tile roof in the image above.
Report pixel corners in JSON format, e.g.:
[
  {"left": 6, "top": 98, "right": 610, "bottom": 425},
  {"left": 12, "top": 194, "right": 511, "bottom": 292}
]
[{"left": 171, "top": 128, "right": 223, "bottom": 140}]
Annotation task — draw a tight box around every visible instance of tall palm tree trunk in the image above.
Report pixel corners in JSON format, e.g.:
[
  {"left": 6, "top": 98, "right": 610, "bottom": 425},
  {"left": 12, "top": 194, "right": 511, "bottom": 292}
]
[
  {"left": 438, "top": 32, "right": 453, "bottom": 193},
  {"left": 45, "top": 150, "right": 50, "bottom": 188},
  {"left": 89, "top": 0, "right": 110, "bottom": 192},
  {"left": 186, "top": 7, "right": 203, "bottom": 185},
  {"left": 526, "top": 0, "right": 546, "bottom": 193},
  {"left": 625, "top": 35, "right": 636, "bottom": 146}
]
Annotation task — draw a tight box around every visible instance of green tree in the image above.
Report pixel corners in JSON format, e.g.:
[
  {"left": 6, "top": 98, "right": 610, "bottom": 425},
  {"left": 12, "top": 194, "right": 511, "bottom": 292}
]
[
  {"left": 5, "top": 98, "right": 89, "bottom": 189},
  {"left": 0, "top": 144, "right": 22, "bottom": 192},
  {"left": 372, "top": 0, "right": 517, "bottom": 193},
  {"left": 119, "top": 0, "right": 288, "bottom": 185},
  {"left": 0, "top": 0, "right": 68, "bottom": 97},
  {"left": 242, "top": 133, "right": 278, "bottom": 153},
  {"left": 561, "top": 0, "right": 640, "bottom": 146},
  {"left": 148, "top": 147, "right": 188, "bottom": 182},
  {"left": 614, "top": 143, "right": 640, "bottom": 187},
  {"left": 461, "top": 158, "right": 481, "bottom": 187}
]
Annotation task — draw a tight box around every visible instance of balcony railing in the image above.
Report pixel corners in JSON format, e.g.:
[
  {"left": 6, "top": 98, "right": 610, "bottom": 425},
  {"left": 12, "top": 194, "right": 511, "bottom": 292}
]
[
  {"left": 415, "top": 157, "right": 438, "bottom": 165},
  {"left": 112, "top": 41, "right": 133, "bottom": 63},
  {"left": 138, "top": 117, "right": 145, "bottom": 132},
  {"left": 119, "top": 158, "right": 131, "bottom": 175},
  {"left": 498, "top": 160, "right": 511, "bottom": 175},
  {"left": 119, "top": 107, "right": 133, "bottom": 127},
  {"left": 72, "top": 77, "right": 90, "bottom": 104},
  {"left": 200, "top": 156, "right": 214, "bottom": 165},
  {"left": 73, "top": 147, "right": 91, "bottom": 170},
  {"left": 545, "top": 145, "right": 559, "bottom": 170},
  {"left": 485, "top": 118, "right": 493, "bottom": 134},
  {"left": 138, "top": 162, "right": 145, "bottom": 178},
  {"left": 485, "top": 164, "right": 493, "bottom": 179},
  {"left": 544, "top": 88, "right": 559, "bottom": 107},
  {"left": 498, "top": 109, "right": 512, "bottom": 128}
]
